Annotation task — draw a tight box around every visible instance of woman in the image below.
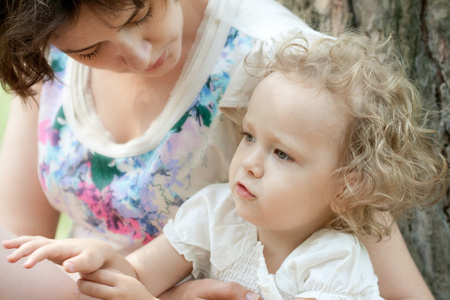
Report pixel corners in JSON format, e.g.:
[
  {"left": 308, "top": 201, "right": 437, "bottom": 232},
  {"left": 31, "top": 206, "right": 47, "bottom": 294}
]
[{"left": 0, "top": 0, "right": 434, "bottom": 299}]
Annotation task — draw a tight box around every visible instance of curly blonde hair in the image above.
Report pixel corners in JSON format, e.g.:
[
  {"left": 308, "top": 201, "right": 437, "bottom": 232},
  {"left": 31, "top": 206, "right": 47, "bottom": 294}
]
[{"left": 266, "top": 31, "right": 448, "bottom": 240}]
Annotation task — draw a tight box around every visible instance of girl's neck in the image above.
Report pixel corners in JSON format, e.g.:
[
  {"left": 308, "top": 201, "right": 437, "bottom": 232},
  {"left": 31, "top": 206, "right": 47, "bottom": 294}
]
[{"left": 258, "top": 227, "right": 318, "bottom": 274}]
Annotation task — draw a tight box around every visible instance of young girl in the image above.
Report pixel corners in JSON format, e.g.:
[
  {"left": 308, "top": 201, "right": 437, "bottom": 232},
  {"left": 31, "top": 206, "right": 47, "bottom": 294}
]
[{"left": 4, "top": 31, "right": 447, "bottom": 299}]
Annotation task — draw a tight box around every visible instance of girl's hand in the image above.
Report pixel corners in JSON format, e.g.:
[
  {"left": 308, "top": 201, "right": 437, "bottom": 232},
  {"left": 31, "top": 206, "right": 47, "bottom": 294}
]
[
  {"left": 77, "top": 268, "right": 157, "bottom": 300},
  {"left": 158, "top": 279, "right": 260, "bottom": 300},
  {"left": 3, "top": 236, "right": 113, "bottom": 274}
]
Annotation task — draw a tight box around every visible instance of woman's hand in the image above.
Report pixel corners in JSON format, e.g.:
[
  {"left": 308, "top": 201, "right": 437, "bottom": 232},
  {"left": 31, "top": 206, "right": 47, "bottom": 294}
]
[
  {"left": 158, "top": 279, "right": 260, "bottom": 300},
  {"left": 3, "top": 236, "right": 113, "bottom": 274},
  {"left": 77, "top": 268, "right": 157, "bottom": 300}
]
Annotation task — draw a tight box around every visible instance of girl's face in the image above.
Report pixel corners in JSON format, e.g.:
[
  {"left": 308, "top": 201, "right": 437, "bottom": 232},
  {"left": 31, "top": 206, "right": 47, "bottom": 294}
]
[
  {"left": 229, "top": 72, "right": 349, "bottom": 242},
  {"left": 51, "top": 0, "right": 184, "bottom": 77}
]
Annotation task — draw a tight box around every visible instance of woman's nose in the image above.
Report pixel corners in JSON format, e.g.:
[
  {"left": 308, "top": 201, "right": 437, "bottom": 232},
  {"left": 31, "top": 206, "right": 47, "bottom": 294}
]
[
  {"left": 117, "top": 31, "right": 152, "bottom": 72},
  {"left": 242, "top": 150, "right": 264, "bottom": 178}
]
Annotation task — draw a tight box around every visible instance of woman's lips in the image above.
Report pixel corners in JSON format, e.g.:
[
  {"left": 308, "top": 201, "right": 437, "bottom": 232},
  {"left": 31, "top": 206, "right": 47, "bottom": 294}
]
[
  {"left": 147, "top": 49, "right": 167, "bottom": 71},
  {"left": 235, "top": 182, "right": 256, "bottom": 199}
]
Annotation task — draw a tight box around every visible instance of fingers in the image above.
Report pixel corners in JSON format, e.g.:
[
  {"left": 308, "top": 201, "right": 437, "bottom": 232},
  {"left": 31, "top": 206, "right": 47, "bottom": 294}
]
[
  {"left": 80, "top": 269, "right": 121, "bottom": 287},
  {"left": 204, "top": 280, "right": 260, "bottom": 300},
  {"left": 61, "top": 249, "right": 104, "bottom": 274},
  {"left": 4, "top": 237, "right": 108, "bottom": 273},
  {"left": 2, "top": 235, "right": 47, "bottom": 250},
  {"left": 77, "top": 277, "right": 113, "bottom": 300},
  {"left": 159, "top": 278, "right": 260, "bottom": 300},
  {"left": 3, "top": 236, "right": 59, "bottom": 267},
  {"left": 76, "top": 288, "right": 102, "bottom": 300},
  {"left": 78, "top": 269, "right": 156, "bottom": 300}
]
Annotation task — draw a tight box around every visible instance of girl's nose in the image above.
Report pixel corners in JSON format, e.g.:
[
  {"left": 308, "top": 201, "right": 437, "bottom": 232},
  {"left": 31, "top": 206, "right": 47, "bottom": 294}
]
[
  {"left": 242, "top": 150, "right": 264, "bottom": 178},
  {"left": 117, "top": 30, "right": 152, "bottom": 72}
]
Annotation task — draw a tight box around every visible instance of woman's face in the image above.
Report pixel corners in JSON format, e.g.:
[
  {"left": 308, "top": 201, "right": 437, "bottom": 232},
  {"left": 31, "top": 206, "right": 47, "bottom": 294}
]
[{"left": 51, "top": 0, "right": 184, "bottom": 77}]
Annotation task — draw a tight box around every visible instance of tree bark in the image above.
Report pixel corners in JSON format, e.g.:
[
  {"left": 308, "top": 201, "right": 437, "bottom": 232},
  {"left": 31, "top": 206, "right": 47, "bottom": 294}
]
[{"left": 277, "top": 0, "right": 450, "bottom": 299}]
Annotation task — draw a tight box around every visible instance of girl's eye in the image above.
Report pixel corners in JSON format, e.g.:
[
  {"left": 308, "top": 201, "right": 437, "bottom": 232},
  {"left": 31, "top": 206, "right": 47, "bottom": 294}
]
[
  {"left": 243, "top": 132, "right": 255, "bottom": 143},
  {"left": 79, "top": 45, "right": 101, "bottom": 60},
  {"left": 275, "top": 149, "right": 292, "bottom": 161},
  {"left": 133, "top": 6, "right": 153, "bottom": 26}
]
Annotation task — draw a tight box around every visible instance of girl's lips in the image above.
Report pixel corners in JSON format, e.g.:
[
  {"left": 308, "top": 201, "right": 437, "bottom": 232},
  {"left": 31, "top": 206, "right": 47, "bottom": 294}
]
[
  {"left": 147, "top": 49, "right": 167, "bottom": 71},
  {"left": 235, "top": 182, "right": 256, "bottom": 199}
]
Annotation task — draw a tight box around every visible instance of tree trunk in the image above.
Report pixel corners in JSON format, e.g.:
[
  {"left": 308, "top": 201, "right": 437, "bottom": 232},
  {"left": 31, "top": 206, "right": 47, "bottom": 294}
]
[{"left": 277, "top": 0, "right": 450, "bottom": 299}]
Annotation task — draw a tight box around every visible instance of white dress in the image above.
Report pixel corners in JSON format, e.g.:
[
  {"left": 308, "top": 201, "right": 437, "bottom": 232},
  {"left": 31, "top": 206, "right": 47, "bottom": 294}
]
[{"left": 164, "top": 184, "right": 384, "bottom": 300}]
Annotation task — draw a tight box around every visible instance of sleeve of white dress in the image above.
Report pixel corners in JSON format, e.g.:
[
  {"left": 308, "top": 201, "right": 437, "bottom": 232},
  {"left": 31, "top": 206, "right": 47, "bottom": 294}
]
[
  {"left": 163, "top": 183, "right": 235, "bottom": 279},
  {"left": 278, "top": 229, "right": 384, "bottom": 300}
]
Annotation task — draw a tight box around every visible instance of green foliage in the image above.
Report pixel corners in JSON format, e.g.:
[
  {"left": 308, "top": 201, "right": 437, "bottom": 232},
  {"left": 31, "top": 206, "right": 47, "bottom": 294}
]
[{"left": 0, "top": 89, "right": 11, "bottom": 146}]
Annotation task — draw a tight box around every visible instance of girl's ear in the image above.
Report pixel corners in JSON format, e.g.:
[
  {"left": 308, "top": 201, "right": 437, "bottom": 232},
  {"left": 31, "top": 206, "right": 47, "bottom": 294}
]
[{"left": 329, "top": 172, "right": 357, "bottom": 214}]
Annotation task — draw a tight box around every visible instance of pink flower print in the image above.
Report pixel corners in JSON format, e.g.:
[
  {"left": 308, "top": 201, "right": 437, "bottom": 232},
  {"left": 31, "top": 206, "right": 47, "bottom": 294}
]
[{"left": 38, "top": 119, "right": 60, "bottom": 146}]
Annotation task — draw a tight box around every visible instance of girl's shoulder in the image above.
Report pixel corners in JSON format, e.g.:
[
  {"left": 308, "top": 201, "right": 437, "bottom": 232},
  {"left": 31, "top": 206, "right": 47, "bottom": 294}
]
[
  {"left": 163, "top": 183, "right": 254, "bottom": 268},
  {"left": 169, "top": 183, "right": 240, "bottom": 228},
  {"left": 291, "top": 229, "right": 370, "bottom": 269},
  {"left": 277, "top": 229, "right": 382, "bottom": 299}
]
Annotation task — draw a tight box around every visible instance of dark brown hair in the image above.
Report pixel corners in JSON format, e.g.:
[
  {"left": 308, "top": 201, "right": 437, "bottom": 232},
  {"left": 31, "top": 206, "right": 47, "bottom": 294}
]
[{"left": 0, "top": 0, "right": 145, "bottom": 102}]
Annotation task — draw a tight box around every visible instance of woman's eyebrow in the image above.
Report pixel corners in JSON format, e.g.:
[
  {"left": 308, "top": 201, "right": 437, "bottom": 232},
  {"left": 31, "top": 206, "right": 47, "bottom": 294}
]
[
  {"left": 117, "top": 6, "right": 141, "bottom": 30},
  {"left": 60, "top": 7, "right": 141, "bottom": 54},
  {"left": 63, "top": 44, "right": 98, "bottom": 54}
]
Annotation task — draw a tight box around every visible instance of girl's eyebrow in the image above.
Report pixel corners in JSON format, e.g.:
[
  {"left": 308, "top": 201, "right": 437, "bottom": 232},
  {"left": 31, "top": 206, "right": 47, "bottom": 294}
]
[{"left": 60, "top": 7, "right": 141, "bottom": 54}]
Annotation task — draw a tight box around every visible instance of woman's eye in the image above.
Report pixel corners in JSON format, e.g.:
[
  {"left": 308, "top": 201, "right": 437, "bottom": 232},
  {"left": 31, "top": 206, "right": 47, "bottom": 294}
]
[
  {"left": 79, "top": 45, "right": 101, "bottom": 60},
  {"left": 275, "top": 149, "right": 292, "bottom": 161},
  {"left": 133, "top": 6, "right": 153, "bottom": 26}
]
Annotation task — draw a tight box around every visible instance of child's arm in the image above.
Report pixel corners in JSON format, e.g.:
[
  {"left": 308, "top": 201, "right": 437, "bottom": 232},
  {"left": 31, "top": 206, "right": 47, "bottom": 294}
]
[
  {"left": 4, "top": 234, "right": 193, "bottom": 298},
  {"left": 126, "top": 234, "right": 194, "bottom": 297},
  {"left": 75, "top": 235, "right": 193, "bottom": 299},
  {"left": 69, "top": 235, "right": 193, "bottom": 298}
]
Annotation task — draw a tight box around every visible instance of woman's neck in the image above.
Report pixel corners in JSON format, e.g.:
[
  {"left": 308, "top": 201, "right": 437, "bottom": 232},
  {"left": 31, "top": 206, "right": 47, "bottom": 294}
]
[
  {"left": 88, "top": 0, "right": 209, "bottom": 143},
  {"left": 181, "top": 0, "right": 209, "bottom": 45}
]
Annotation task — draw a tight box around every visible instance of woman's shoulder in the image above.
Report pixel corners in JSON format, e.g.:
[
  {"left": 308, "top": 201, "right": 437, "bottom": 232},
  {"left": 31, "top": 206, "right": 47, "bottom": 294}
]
[
  {"left": 232, "top": 0, "right": 323, "bottom": 41},
  {"left": 48, "top": 47, "right": 69, "bottom": 78},
  {"left": 218, "top": 0, "right": 328, "bottom": 125},
  {"left": 40, "top": 47, "right": 71, "bottom": 111}
]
